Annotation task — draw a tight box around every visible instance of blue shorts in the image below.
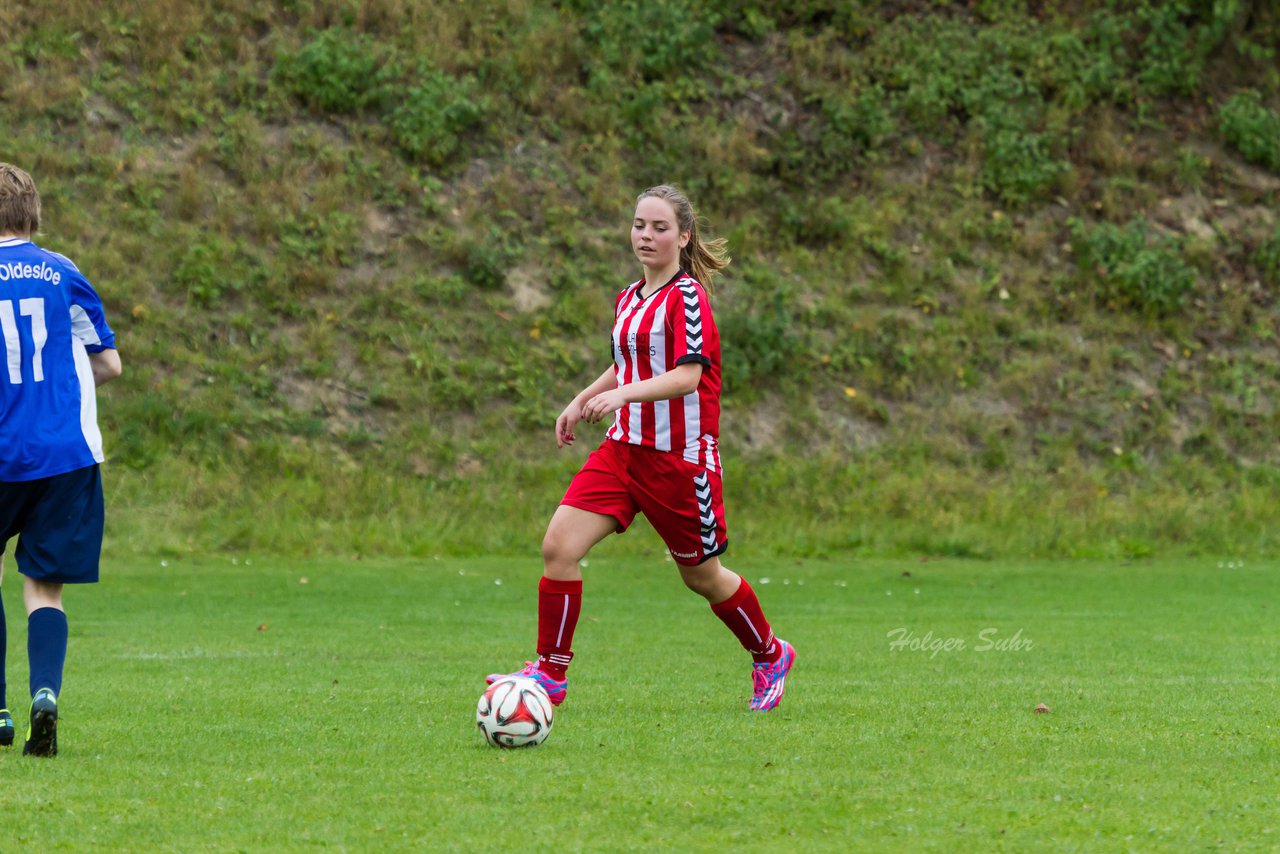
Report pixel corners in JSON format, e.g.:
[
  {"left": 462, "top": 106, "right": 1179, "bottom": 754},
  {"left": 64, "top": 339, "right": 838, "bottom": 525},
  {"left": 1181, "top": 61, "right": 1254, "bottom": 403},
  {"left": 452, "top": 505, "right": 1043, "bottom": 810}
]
[{"left": 0, "top": 465, "right": 104, "bottom": 584}]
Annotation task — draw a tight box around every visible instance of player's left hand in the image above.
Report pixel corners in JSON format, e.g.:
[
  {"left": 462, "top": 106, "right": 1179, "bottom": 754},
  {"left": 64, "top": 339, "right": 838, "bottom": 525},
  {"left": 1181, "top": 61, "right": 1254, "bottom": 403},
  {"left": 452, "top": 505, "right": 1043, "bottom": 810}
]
[{"left": 581, "top": 389, "right": 627, "bottom": 423}]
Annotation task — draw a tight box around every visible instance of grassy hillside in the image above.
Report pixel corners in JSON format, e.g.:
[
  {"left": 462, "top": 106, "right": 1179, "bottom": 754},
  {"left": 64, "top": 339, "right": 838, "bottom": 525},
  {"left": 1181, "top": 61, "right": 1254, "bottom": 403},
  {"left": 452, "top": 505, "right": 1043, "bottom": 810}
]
[{"left": 2, "top": 0, "right": 1278, "bottom": 559}]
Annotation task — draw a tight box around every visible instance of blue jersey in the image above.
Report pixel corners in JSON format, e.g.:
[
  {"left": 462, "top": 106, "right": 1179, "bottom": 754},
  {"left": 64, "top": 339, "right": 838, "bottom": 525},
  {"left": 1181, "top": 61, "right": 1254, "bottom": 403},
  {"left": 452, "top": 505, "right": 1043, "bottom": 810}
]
[{"left": 0, "top": 238, "right": 116, "bottom": 482}]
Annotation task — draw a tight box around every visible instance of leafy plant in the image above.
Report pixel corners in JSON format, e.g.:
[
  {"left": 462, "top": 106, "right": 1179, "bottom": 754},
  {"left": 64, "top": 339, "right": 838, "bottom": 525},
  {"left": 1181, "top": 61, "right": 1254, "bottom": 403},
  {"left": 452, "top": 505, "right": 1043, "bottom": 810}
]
[
  {"left": 778, "top": 195, "right": 856, "bottom": 247},
  {"left": 977, "top": 107, "right": 1070, "bottom": 205},
  {"left": 463, "top": 240, "right": 508, "bottom": 291},
  {"left": 1218, "top": 90, "right": 1280, "bottom": 173},
  {"left": 278, "top": 209, "right": 359, "bottom": 266},
  {"left": 1069, "top": 217, "right": 1197, "bottom": 315},
  {"left": 274, "top": 29, "right": 391, "bottom": 115},
  {"left": 1138, "top": 0, "right": 1260, "bottom": 96},
  {"left": 573, "top": 0, "right": 721, "bottom": 83},
  {"left": 1134, "top": 0, "right": 1204, "bottom": 95},
  {"left": 173, "top": 238, "right": 242, "bottom": 307},
  {"left": 718, "top": 279, "right": 804, "bottom": 394},
  {"left": 815, "top": 83, "right": 894, "bottom": 167},
  {"left": 388, "top": 71, "right": 487, "bottom": 167}
]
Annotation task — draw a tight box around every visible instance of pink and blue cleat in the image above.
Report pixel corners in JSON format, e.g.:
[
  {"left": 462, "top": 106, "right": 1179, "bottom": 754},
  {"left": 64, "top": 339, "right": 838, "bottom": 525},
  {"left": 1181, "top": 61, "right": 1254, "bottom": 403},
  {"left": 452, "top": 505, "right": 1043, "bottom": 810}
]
[
  {"left": 486, "top": 660, "right": 568, "bottom": 706},
  {"left": 749, "top": 639, "right": 795, "bottom": 712}
]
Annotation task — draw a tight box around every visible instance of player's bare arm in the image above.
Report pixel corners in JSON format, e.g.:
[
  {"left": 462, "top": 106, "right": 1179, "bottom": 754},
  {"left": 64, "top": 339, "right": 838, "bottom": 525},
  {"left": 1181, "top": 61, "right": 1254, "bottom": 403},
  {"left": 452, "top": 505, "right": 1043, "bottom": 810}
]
[
  {"left": 557, "top": 367, "right": 617, "bottom": 447},
  {"left": 88, "top": 349, "right": 122, "bottom": 387},
  {"left": 581, "top": 362, "right": 702, "bottom": 424}
]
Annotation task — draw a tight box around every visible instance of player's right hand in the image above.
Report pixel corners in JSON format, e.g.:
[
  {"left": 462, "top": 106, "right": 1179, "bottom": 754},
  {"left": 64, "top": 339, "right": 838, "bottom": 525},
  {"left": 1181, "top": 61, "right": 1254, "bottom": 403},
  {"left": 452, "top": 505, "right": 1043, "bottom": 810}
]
[{"left": 555, "top": 405, "right": 580, "bottom": 448}]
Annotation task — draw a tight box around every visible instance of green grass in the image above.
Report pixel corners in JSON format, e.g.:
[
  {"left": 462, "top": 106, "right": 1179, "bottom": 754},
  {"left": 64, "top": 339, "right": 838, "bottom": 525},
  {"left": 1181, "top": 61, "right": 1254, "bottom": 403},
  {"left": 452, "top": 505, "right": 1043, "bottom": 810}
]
[
  {"left": 1, "top": 553, "right": 1275, "bottom": 850},
  {"left": 102, "top": 451, "right": 1280, "bottom": 560}
]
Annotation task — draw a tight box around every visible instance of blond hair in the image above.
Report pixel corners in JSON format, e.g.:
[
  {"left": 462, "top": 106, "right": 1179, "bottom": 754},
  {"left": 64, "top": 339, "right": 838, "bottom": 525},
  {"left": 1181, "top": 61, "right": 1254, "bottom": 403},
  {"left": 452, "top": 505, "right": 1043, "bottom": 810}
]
[
  {"left": 636, "top": 184, "right": 730, "bottom": 291},
  {"left": 0, "top": 163, "right": 41, "bottom": 236}
]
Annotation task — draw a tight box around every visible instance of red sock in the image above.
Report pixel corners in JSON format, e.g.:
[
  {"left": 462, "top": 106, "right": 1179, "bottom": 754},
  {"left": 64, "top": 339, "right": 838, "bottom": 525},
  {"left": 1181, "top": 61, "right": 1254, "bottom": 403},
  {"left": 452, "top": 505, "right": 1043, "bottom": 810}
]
[
  {"left": 536, "top": 577, "right": 582, "bottom": 679},
  {"left": 710, "top": 578, "right": 779, "bottom": 664}
]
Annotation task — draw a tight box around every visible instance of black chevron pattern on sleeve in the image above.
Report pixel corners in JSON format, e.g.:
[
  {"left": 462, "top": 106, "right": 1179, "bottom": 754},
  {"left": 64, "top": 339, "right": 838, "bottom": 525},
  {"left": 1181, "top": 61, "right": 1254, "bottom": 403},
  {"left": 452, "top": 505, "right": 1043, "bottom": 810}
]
[{"left": 680, "top": 284, "right": 703, "bottom": 356}]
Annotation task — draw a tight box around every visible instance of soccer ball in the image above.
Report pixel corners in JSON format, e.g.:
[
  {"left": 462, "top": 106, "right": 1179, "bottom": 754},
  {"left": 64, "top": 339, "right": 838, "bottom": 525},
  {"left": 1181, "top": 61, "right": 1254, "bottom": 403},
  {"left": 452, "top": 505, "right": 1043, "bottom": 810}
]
[{"left": 477, "top": 676, "right": 554, "bottom": 748}]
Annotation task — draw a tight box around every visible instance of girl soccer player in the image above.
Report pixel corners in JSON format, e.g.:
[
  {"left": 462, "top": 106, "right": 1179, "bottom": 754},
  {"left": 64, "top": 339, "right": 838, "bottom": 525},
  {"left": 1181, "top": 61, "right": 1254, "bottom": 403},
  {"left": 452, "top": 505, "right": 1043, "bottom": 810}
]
[{"left": 487, "top": 185, "right": 794, "bottom": 712}]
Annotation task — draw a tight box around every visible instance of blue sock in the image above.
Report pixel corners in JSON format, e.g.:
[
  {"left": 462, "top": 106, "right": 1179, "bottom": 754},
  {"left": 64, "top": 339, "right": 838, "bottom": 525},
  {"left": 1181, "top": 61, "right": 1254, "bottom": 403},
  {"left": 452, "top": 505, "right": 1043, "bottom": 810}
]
[
  {"left": 28, "top": 607, "right": 67, "bottom": 699},
  {"left": 0, "top": 592, "right": 7, "bottom": 709}
]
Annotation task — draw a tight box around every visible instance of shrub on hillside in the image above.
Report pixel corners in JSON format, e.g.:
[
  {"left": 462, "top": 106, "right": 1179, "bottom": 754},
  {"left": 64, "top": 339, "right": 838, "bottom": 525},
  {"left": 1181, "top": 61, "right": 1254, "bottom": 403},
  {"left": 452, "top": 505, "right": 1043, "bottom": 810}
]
[
  {"left": 869, "top": 18, "right": 1069, "bottom": 204},
  {"left": 174, "top": 238, "right": 243, "bottom": 307},
  {"left": 816, "top": 83, "right": 894, "bottom": 166},
  {"left": 1134, "top": 0, "right": 1205, "bottom": 96},
  {"left": 388, "top": 72, "right": 487, "bottom": 168},
  {"left": 1069, "top": 217, "right": 1196, "bottom": 315},
  {"left": 977, "top": 108, "right": 1070, "bottom": 206},
  {"left": 1218, "top": 90, "right": 1280, "bottom": 173},
  {"left": 1134, "top": 0, "right": 1260, "bottom": 97},
  {"left": 463, "top": 241, "right": 507, "bottom": 291},
  {"left": 572, "top": 0, "right": 720, "bottom": 83},
  {"left": 274, "top": 29, "right": 390, "bottom": 115},
  {"left": 718, "top": 277, "right": 804, "bottom": 396}
]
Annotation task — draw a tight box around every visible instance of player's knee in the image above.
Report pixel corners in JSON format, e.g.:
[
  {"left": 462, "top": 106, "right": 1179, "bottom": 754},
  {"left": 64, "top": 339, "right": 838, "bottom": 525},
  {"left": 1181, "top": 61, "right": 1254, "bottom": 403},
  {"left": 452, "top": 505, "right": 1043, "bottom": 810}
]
[
  {"left": 22, "top": 578, "right": 64, "bottom": 613},
  {"left": 541, "top": 527, "right": 576, "bottom": 569},
  {"left": 678, "top": 564, "right": 713, "bottom": 596}
]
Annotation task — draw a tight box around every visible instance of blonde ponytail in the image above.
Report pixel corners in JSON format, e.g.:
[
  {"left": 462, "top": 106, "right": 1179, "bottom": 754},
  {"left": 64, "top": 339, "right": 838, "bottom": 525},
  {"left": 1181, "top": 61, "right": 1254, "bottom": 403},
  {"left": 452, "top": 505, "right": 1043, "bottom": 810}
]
[{"left": 636, "top": 184, "right": 730, "bottom": 292}]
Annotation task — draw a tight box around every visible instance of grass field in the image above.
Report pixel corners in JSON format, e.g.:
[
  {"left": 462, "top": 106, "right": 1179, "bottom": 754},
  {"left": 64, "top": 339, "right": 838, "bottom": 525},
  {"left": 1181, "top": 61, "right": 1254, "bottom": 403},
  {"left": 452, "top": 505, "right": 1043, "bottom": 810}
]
[{"left": 0, "top": 548, "right": 1276, "bottom": 851}]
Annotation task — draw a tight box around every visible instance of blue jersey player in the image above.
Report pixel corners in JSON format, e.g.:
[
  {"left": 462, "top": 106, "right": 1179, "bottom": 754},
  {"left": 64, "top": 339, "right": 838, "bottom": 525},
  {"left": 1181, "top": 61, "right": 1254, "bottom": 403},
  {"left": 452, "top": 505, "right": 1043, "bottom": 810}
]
[{"left": 0, "top": 163, "right": 122, "bottom": 756}]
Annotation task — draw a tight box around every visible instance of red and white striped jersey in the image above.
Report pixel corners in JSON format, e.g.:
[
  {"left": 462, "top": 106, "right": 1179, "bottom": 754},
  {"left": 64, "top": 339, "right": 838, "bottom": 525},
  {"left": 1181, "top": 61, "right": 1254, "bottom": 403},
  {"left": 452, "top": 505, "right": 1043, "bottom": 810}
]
[{"left": 605, "top": 270, "right": 722, "bottom": 473}]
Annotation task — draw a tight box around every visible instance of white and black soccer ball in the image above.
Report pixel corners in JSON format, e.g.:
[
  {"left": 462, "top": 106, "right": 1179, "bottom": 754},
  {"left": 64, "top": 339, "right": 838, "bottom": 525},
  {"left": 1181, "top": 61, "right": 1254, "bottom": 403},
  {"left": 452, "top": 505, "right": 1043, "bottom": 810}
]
[{"left": 477, "top": 676, "right": 554, "bottom": 748}]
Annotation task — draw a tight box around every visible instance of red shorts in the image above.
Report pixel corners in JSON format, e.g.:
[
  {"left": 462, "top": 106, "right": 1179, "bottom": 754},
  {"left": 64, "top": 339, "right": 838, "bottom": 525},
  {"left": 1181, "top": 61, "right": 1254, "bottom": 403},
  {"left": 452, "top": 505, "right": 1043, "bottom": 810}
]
[{"left": 561, "top": 440, "right": 728, "bottom": 566}]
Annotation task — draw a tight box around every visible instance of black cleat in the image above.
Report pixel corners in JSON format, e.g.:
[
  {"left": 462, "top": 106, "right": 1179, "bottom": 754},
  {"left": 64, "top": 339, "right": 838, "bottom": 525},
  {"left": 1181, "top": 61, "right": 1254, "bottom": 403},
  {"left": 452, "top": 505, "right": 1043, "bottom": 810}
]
[
  {"left": 23, "top": 689, "right": 57, "bottom": 757},
  {"left": 0, "top": 709, "right": 13, "bottom": 746}
]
